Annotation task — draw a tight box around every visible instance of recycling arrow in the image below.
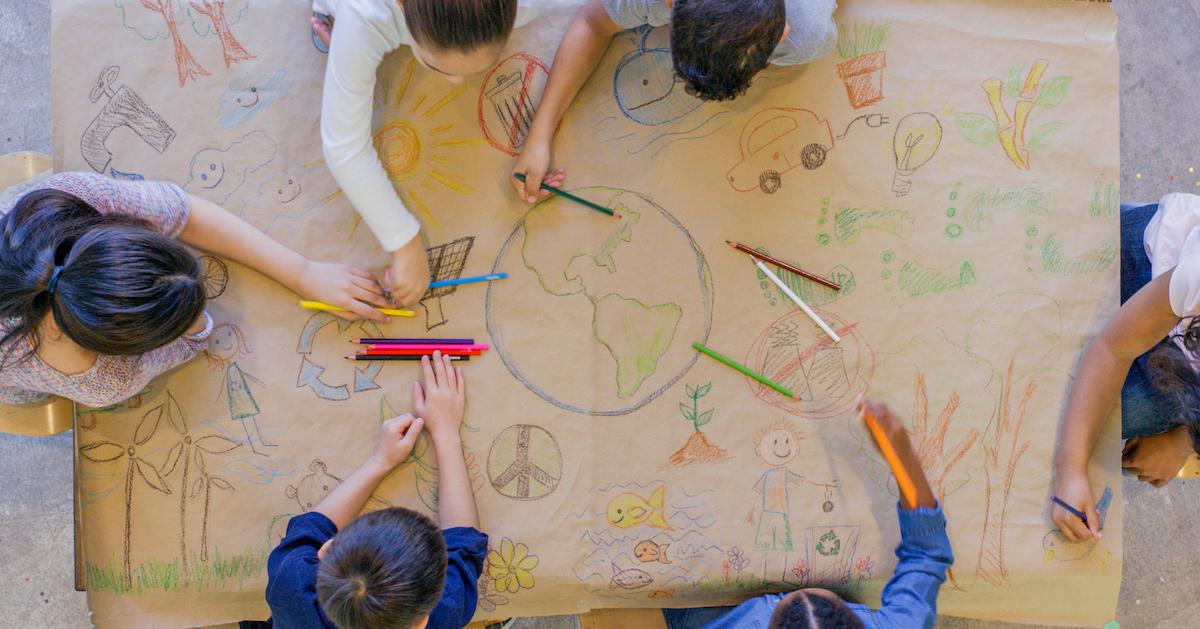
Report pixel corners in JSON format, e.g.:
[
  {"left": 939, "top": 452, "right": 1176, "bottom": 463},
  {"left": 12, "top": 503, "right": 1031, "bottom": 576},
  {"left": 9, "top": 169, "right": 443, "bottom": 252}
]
[
  {"left": 297, "top": 357, "right": 350, "bottom": 401},
  {"left": 295, "top": 312, "right": 385, "bottom": 400}
]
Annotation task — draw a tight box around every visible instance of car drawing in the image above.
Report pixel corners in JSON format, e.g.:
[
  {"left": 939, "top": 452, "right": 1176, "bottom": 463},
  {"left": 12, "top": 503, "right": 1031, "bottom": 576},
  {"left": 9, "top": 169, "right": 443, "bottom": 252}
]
[{"left": 726, "top": 108, "right": 835, "bottom": 193}]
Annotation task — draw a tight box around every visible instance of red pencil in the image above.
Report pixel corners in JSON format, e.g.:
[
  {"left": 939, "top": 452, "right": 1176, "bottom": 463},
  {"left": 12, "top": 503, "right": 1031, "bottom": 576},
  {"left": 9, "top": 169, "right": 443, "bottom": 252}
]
[
  {"left": 726, "top": 240, "right": 841, "bottom": 291},
  {"left": 362, "top": 343, "right": 489, "bottom": 351},
  {"left": 345, "top": 355, "right": 469, "bottom": 361},
  {"left": 360, "top": 349, "right": 481, "bottom": 356}
]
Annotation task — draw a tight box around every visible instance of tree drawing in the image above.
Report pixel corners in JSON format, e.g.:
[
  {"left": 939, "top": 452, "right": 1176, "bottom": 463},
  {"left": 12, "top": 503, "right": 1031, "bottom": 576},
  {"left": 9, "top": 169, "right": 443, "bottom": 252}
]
[
  {"left": 667, "top": 383, "right": 731, "bottom": 466},
  {"left": 190, "top": 441, "right": 239, "bottom": 561},
  {"left": 910, "top": 369, "right": 980, "bottom": 501},
  {"left": 78, "top": 407, "right": 174, "bottom": 590},
  {"left": 185, "top": 1, "right": 254, "bottom": 67},
  {"left": 115, "top": 0, "right": 210, "bottom": 86},
  {"left": 976, "top": 356, "right": 1034, "bottom": 587}
]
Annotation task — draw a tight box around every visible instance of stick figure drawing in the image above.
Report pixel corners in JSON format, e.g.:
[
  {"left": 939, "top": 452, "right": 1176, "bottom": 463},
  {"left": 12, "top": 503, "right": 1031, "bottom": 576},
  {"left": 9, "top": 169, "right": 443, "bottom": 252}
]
[{"left": 205, "top": 323, "right": 275, "bottom": 456}]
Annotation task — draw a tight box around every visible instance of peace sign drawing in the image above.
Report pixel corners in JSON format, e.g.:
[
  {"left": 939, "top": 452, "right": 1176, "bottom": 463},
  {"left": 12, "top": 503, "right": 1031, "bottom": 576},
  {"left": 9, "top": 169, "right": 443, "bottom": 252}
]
[{"left": 487, "top": 424, "right": 562, "bottom": 501}]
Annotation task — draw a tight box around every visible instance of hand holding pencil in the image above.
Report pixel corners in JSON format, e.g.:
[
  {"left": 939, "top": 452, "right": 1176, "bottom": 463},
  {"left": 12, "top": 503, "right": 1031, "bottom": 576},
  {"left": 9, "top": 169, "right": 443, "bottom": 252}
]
[{"left": 857, "top": 397, "right": 937, "bottom": 510}]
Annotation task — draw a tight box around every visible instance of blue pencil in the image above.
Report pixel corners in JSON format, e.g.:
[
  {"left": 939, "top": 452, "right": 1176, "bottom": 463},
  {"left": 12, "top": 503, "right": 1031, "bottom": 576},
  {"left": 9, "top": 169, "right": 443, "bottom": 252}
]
[{"left": 429, "top": 273, "right": 508, "bottom": 289}]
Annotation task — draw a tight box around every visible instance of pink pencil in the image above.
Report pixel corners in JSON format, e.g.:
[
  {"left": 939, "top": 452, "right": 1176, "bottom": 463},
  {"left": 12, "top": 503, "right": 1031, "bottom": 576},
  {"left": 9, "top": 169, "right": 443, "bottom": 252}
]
[{"left": 362, "top": 343, "right": 490, "bottom": 351}]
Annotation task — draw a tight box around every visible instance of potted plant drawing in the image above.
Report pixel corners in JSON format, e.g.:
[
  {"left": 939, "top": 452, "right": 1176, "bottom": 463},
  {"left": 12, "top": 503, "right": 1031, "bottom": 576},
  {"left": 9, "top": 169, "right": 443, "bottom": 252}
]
[
  {"left": 78, "top": 405, "right": 175, "bottom": 590},
  {"left": 836, "top": 21, "right": 891, "bottom": 110},
  {"left": 667, "top": 383, "right": 731, "bottom": 466}
]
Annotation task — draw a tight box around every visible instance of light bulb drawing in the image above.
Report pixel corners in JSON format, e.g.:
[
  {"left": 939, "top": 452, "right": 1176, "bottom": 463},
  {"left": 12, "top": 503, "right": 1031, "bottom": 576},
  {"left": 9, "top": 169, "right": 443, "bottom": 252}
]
[{"left": 892, "top": 112, "right": 942, "bottom": 197}]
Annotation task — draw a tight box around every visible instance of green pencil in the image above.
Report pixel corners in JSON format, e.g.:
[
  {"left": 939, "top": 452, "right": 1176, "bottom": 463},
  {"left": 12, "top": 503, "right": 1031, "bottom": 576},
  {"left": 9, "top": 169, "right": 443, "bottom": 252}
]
[
  {"left": 692, "top": 341, "right": 799, "bottom": 399},
  {"left": 513, "top": 173, "right": 617, "bottom": 217}
]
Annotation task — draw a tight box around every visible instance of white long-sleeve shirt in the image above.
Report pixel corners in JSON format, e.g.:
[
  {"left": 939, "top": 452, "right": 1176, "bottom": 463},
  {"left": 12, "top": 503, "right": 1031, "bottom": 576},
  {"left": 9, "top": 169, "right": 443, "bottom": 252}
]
[{"left": 317, "top": 0, "right": 537, "bottom": 252}]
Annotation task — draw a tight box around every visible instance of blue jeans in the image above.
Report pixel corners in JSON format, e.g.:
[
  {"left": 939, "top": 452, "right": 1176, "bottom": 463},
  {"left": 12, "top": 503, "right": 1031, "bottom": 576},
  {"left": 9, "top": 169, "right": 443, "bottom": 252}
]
[{"left": 1121, "top": 202, "right": 1182, "bottom": 439}]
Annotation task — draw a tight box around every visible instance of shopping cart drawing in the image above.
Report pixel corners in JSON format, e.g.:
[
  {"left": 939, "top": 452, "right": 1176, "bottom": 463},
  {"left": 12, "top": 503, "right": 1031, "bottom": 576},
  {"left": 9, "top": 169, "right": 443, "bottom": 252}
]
[{"left": 420, "top": 237, "right": 475, "bottom": 330}]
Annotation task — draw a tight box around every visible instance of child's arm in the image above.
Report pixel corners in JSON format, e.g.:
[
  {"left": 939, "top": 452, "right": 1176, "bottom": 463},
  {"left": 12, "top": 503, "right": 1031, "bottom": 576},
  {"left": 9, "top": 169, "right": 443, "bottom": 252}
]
[
  {"left": 320, "top": 13, "right": 431, "bottom": 306},
  {"left": 414, "top": 351, "right": 478, "bottom": 529},
  {"left": 858, "top": 398, "right": 936, "bottom": 510},
  {"left": 511, "top": 0, "right": 622, "bottom": 202},
  {"left": 313, "top": 414, "right": 425, "bottom": 530},
  {"left": 179, "top": 193, "right": 391, "bottom": 322},
  {"left": 857, "top": 399, "right": 950, "bottom": 629},
  {"left": 1053, "top": 270, "right": 1179, "bottom": 540}
]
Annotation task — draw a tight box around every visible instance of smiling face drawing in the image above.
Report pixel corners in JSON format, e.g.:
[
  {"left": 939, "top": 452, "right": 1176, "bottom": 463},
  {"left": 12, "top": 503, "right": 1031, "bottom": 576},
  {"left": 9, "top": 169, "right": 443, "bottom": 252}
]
[
  {"left": 757, "top": 429, "right": 799, "bottom": 466},
  {"left": 195, "top": 158, "right": 226, "bottom": 191},
  {"left": 206, "top": 324, "right": 240, "bottom": 361},
  {"left": 263, "top": 171, "right": 301, "bottom": 204},
  {"left": 218, "top": 70, "right": 290, "bottom": 128}
]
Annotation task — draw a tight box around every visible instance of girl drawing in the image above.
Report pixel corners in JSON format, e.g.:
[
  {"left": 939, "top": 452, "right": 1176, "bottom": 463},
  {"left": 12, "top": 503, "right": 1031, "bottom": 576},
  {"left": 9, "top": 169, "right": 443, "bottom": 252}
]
[{"left": 206, "top": 323, "right": 275, "bottom": 455}]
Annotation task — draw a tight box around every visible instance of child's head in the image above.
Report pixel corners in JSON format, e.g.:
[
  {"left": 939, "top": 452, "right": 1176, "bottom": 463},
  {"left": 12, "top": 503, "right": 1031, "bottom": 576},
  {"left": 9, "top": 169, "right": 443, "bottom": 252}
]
[
  {"left": 670, "top": 0, "right": 787, "bottom": 101},
  {"left": 755, "top": 418, "right": 804, "bottom": 467},
  {"left": 770, "top": 589, "right": 865, "bottom": 629},
  {"left": 402, "top": 0, "right": 519, "bottom": 83},
  {"left": 0, "top": 189, "right": 206, "bottom": 364},
  {"left": 316, "top": 507, "right": 447, "bottom": 629}
]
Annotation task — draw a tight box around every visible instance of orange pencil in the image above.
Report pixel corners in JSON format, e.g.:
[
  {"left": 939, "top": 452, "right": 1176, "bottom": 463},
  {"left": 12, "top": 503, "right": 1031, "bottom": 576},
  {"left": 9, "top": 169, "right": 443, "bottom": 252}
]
[{"left": 861, "top": 408, "right": 919, "bottom": 509}]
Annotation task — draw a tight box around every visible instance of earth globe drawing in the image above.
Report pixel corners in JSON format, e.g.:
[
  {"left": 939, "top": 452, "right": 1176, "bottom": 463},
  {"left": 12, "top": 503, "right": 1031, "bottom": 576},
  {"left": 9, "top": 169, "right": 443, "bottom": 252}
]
[{"left": 486, "top": 187, "right": 712, "bottom": 416}]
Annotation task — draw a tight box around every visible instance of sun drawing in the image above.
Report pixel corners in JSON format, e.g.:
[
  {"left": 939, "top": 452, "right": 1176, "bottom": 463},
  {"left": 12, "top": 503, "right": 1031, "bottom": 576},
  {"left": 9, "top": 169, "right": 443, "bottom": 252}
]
[{"left": 371, "top": 58, "right": 486, "bottom": 229}]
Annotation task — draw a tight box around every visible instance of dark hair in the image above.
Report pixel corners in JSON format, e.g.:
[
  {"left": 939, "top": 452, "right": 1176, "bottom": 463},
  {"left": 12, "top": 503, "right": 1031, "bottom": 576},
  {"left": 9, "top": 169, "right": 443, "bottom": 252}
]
[
  {"left": 403, "top": 0, "right": 518, "bottom": 53},
  {"left": 1148, "top": 323, "right": 1200, "bottom": 452},
  {"left": 769, "top": 590, "right": 865, "bottom": 629},
  {"left": 317, "top": 507, "right": 447, "bottom": 629},
  {"left": 0, "top": 189, "right": 206, "bottom": 367},
  {"left": 671, "top": 0, "right": 786, "bottom": 102}
]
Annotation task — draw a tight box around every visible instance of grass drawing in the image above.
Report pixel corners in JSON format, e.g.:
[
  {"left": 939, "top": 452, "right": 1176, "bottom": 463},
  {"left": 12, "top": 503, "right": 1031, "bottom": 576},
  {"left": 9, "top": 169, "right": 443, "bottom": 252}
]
[
  {"left": 897, "top": 259, "right": 976, "bottom": 298},
  {"left": 85, "top": 547, "right": 268, "bottom": 595},
  {"left": 1039, "top": 233, "right": 1117, "bottom": 276},
  {"left": 836, "top": 21, "right": 891, "bottom": 109},
  {"left": 834, "top": 206, "right": 915, "bottom": 244},
  {"left": 836, "top": 21, "right": 890, "bottom": 60},
  {"left": 667, "top": 383, "right": 731, "bottom": 466}
]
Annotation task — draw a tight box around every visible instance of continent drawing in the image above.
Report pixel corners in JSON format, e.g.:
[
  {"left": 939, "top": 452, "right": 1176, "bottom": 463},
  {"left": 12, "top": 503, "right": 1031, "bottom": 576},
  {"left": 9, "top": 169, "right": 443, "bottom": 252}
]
[{"left": 487, "top": 188, "right": 712, "bottom": 416}]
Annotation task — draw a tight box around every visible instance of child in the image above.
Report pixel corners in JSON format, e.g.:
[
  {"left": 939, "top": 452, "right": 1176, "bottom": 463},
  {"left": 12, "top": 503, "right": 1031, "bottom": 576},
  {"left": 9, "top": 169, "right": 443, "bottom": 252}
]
[
  {"left": 1053, "top": 194, "right": 1200, "bottom": 541},
  {"left": 0, "top": 173, "right": 388, "bottom": 408},
  {"left": 512, "top": 0, "right": 837, "bottom": 202},
  {"left": 311, "top": 0, "right": 562, "bottom": 306},
  {"left": 266, "top": 352, "right": 484, "bottom": 629},
  {"left": 662, "top": 399, "right": 952, "bottom": 629}
]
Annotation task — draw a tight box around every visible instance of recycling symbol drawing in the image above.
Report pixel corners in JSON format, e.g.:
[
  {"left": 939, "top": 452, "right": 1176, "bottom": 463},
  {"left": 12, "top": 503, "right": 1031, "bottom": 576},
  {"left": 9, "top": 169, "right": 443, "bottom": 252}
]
[
  {"left": 816, "top": 530, "right": 841, "bottom": 557},
  {"left": 296, "top": 312, "right": 384, "bottom": 401}
]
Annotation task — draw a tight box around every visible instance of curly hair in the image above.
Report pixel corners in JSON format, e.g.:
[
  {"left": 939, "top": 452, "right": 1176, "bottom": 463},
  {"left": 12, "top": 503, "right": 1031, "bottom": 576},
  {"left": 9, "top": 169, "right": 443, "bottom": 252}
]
[
  {"left": 670, "top": 0, "right": 786, "bottom": 101},
  {"left": 769, "top": 590, "right": 865, "bottom": 629},
  {"left": 754, "top": 418, "right": 804, "bottom": 449},
  {"left": 1147, "top": 327, "right": 1200, "bottom": 452}
]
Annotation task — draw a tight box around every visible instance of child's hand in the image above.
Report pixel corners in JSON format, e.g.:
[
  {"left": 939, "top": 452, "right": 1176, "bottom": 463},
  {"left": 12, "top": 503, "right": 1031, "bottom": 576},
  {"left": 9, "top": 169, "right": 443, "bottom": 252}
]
[
  {"left": 413, "top": 351, "right": 466, "bottom": 443},
  {"left": 1123, "top": 425, "right": 1191, "bottom": 487},
  {"left": 386, "top": 238, "right": 431, "bottom": 307},
  {"left": 1050, "top": 469, "right": 1101, "bottom": 542},
  {"left": 310, "top": 15, "right": 333, "bottom": 47},
  {"left": 857, "top": 396, "right": 937, "bottom": 509},
  {"left": 295, "top": 259, "right": 391, "bottom": 322},
  {"left": 370, "top": 413, "right": 425, "bottom": 470},
  {"left": 511, "top": 137, "right": 565, "bottom": 203}
]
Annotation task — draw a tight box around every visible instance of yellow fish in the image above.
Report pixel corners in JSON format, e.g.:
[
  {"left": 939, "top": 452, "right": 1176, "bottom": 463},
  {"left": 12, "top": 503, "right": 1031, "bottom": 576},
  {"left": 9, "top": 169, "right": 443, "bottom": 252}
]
[{"left": 607, "top": 485, "right": 673, "bottom": 530}]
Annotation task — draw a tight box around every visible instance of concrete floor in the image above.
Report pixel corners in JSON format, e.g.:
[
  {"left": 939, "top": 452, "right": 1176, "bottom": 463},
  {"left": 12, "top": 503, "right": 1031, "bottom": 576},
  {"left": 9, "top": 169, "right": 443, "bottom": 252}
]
[{"left": 1, "top": 0, "right": 1197, "bottom": 627}]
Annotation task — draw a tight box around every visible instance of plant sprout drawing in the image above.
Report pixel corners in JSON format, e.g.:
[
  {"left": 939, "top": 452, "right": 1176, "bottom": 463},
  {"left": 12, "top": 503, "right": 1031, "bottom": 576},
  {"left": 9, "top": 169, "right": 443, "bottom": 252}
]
[
  {"left": 667, "top": 383, "right": 730, "bottom": 466},
  {"left": 976, "top": 356, "right": 1034, "bottom": 587},
  {"left": 78, "top": 405, "right": 174, "bottom": 590},
  {"left": 955, "top": 59, "right": 1073, "bottom": 171}
]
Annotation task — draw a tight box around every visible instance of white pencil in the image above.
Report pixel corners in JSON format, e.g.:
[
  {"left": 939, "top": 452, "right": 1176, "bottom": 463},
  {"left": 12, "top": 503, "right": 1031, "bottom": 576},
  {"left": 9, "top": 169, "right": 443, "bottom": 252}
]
[{"left": 753, "top": 258, "right": 842, "bottom": 343}]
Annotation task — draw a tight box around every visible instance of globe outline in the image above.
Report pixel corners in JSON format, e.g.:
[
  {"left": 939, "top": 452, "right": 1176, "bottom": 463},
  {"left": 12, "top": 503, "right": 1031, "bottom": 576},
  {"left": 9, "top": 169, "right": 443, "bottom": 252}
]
[{"left": 486, "top": 188, "right": 713, "bottom": 416}]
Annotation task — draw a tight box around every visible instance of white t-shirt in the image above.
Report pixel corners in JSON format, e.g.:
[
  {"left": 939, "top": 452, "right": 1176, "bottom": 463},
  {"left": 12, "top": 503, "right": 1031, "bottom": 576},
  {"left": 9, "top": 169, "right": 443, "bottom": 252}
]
[
  {"left": 600, "top": 0, "right": 838, "bottom": 66},
  {"left": 1144, "top": 193, "right": 1200, "bottom": 346},
  {"left": 316, "top": 0, "right": 537, "bottom": 252}
]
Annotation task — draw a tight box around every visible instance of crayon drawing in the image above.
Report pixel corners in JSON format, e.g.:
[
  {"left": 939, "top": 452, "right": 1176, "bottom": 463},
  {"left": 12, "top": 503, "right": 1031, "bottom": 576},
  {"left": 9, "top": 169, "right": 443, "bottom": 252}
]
[
  {"left": 217, "top": 69, "right": 289, "bottom": 128},
  {"left": 80, "top": 66, "right": 175, "bottom": 175},
  {"left": 285, "top": 459, "right": 393, "bottom": 513},
  {"left": 477, "top": 52, "right": 549, "bottom": 156},
  {"left": 200, "top": 255, "right": 229, "bottom": 299},
  {"left": 183, "top": 130, "right": 277, "bottom": 203},
  {"left": 487, "top": 538, "right": 540, "bottom": 594},
  {"left": 955, "top": 60, "right": 1073, "bottom": 170},
  {"left": 487, "top": 188, "right": 712, "bottom": 416},
  {"left": 1043, "top": 486, "right": 1113, "bottom": 565},
  {"left": 487, "top": 424, "right": 562, "bottom": 501},
  {"left": 114, "top": 0, "right": 209, "bottom": 86},
  {"left": 727, "top": 108, "right": 834, "bottom": 194},
  {"left": 666, "top": 382, "right": 731, "bottom": 467},
  {"left": 295, "top": 313, "right": 385, "bottom": 402},
  {"left": 891, "top": 112, "right": 942, "bottom": 197},
  {"left": 421, "top": 237, "right": 475, "bottom": 330},
  {"left": 835, "top": 21, "right": 890, "bottom": 109},
  {"left": 185, "top": 1, "right": 254, "bottom": 68},
  {"left": 751, "top": 246, "right": 855, "bottom": 309},
  {"left": 205, "top": 323, "right": 275, "bottom": 456}
]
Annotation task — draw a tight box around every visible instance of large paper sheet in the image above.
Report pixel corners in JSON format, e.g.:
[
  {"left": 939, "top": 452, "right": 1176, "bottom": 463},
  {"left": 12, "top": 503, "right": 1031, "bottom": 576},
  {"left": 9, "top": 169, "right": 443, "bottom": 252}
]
[{"left": 51, "top": 0, "right": 1121, "bottom": 626}]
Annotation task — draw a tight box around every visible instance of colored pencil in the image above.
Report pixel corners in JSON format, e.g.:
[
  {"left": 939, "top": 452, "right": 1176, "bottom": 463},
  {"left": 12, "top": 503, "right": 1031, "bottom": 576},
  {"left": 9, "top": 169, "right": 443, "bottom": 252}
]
[
  {"left": 753, "top": 259, "right": 841, "bottom": 343},
  {"left": 429, "top": 273, "right": 508, "bottom": 289},
  {"left": 344, "top": 355, "right": 469, "bottom": 361},
  {"left": 359, "top": 348, "right": 470, "bottom": 355},
  {"left": 727, "top": 240, "right": 841, "bottom": 291},
  {"left": 692, "top": 341, "right": 798, "bottom": 399},
  {"left": 352, "top": 338, "right": 474, "bottom": 344},
  {"left": 300, "top": 300, "right": 416, "bottom": 317},
  {"left": 363, "top": 343, "right": 489, "bottom": 351},
  {"left": 513, "top": 173, "right": 617, "bottom": 217},
  {"left": 1051, "top": 496, "right": 1089, "bottom": 526},
  {"left": 861, "top": 409, "right": 919, "bottom": 509}
]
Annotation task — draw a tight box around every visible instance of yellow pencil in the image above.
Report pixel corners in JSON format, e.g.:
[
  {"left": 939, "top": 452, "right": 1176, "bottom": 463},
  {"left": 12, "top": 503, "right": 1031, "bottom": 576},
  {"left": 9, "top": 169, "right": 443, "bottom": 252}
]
[
  {"left": 861, "top": 409, "right": 919, "bottom": 509},
  {"left": 298, "top": 300, "right": 416, "bottom": 317}
]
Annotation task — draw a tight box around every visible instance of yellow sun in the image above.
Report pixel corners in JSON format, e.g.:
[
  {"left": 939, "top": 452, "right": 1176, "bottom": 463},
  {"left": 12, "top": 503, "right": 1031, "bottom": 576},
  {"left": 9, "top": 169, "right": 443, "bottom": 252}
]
[{"left": 368, "top": 58, "right": 487, "bottom": 229}]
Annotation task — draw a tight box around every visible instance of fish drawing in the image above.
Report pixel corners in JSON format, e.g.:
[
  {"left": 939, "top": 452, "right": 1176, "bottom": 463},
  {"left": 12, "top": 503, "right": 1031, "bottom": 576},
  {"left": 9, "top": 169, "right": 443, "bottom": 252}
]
[
  {"left": 647, "top": 589, "right": 676, "bottom": 599},
  {"left": 606, "top": 485, "right": 674, "bottom": 530},
  {"left": 610, "top": 562, "right": 654, "bottom": 590},
  {"left": 634, "top": 540, "right": 671, "bottom": 564}
]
